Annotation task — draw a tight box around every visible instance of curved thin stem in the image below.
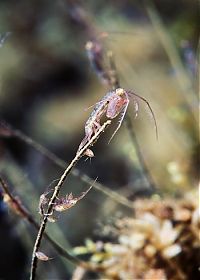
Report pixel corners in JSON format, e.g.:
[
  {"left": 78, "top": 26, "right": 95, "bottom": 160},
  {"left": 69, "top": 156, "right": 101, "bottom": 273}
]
[
  {"left": 125, "top": 116, "right": 157, "bottom": 192},
  {"left": 30, "top": 120, "right": 111, "bottom": 280},
  {"left": 0, "top": 121, "right": 134, "bottom": 210},
  {"left": 0, "top": 176, "right": 97, "bottom": 271}
]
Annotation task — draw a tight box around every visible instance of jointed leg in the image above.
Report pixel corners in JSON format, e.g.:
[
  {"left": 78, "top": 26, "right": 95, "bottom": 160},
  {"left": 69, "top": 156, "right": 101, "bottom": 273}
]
[{"left": 108, "top": 100, "right": 129, "bottom": 144}]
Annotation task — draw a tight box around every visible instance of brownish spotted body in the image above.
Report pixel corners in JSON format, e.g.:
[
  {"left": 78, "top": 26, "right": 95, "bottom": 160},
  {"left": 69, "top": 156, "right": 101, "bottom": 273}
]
[
  {"left": 78, "top": 87, "right": 158, "bottom": 153},
  {"left": 78, "top": 88, "right": 129, "bottom": 151}
]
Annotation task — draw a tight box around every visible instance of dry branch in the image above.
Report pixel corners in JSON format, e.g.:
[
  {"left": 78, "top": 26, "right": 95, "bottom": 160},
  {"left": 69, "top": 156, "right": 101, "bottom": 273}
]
[
  {"left": 0, "top": 120, "right": 134, "bottom": 210},
  {"left": 0, "top": 176, "right": 99, "bottom": 272},
  {"left": 30, "top": 120, "right": 111, "bottom": 280}
]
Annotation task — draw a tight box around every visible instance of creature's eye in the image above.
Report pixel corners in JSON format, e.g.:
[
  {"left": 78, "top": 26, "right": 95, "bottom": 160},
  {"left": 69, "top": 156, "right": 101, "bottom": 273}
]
[{"left": 116, "top": 88, "right": 124, "bottom": 96}]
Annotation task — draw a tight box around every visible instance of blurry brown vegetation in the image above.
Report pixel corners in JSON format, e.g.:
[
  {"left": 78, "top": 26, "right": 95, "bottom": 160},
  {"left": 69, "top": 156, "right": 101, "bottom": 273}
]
[
  {"left": 0, "top": 0, "right": 199, "bottom": 279},
  {"left": 73, "top": 188, "right": 199, "bottom": 279}
]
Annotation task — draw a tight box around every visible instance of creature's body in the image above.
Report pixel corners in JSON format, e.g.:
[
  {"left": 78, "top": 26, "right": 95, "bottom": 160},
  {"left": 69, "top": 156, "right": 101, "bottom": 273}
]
[{"left": 78, "top": 88, "right": 130, "bottom": 151}]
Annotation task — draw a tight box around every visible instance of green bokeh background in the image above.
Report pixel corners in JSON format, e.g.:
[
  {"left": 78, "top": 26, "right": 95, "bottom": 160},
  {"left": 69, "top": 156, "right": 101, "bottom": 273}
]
[{"left": 0, "top": 0, "right": 198, "bottom": 279}]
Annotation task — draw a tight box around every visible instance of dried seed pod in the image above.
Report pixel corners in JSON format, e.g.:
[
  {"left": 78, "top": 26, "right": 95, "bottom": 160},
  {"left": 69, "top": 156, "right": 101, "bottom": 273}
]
[
  {"left": 84, "top": 148, "right": 94, "bottom": 158},
  {"left": 47, "top": 216, "right": 57, "bottom": 223},
  {"left": 54, "top": 184, "right": 93, "bottom": 213},
  {"left": 35, "top": 251, "right": 52, "bottom": 261},
  {"left": 54, "top": 193, "right": 77, "bottom": 212}
]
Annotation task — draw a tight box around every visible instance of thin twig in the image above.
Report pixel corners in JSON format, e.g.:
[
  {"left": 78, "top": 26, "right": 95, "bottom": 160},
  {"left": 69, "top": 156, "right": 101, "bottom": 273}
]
[
  {"left": 0, "top": 121, "right": 134, "bottom": 210},
  {"left": 30, "top": 120, "right": 111, "bottom": 280},
  {"left": 0, "top": 176, "right": 100, "bottom": 271},
  {"left": 106, "top": 51, "right": 158, "bottom": 192},
  {"left": 107, "top": 50, "right": 120, "bottom": 89},
  {"left": 125, "top": 116, "right": 157, "bottom": 192},
  {"left": 65, "top": 1, "right": 159, "bottom": 194}
]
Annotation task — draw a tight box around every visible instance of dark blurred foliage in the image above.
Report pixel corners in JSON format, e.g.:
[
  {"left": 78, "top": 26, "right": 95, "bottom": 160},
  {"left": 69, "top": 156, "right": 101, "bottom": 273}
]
[
  {"left": 0, "top": 190, "right": 27, "bottom": 280},
  {"left": 0, "top": 0, "right": 198, "bottom": 279}
]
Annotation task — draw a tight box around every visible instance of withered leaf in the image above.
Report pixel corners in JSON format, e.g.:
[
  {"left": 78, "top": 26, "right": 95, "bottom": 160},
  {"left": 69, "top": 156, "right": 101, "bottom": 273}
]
[
  {"left": 84, "top": 148, "right": 94, "bottom": 158},
  {"left": 54, "top": 185, "right": 93, "bottom": 212}
]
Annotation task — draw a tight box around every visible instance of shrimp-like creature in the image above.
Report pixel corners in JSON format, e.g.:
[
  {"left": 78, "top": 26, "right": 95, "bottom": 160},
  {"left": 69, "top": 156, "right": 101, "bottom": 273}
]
[{"left": 78, "top": 88, "right": 157, "bottom": 152}]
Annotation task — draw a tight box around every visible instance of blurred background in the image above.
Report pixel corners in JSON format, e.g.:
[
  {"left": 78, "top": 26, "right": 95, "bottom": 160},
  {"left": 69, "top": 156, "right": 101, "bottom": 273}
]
[{"left": 0, "top": 0, "right": 199, "bottom": 279}]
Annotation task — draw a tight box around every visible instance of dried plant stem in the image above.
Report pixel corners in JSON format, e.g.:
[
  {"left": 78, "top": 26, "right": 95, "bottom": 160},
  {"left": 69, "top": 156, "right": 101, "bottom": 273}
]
[
  {"left": 107, "top": 52, "right": 158, "bottom": 192},
  {"left": 107, "top": 50, "right": 120, "bottom": 89},
  {"left": 65, "top": 1, "right": 158, "bottom": 197},
  {"left": 30, "top": 120, "right": 111, "bottom": 280},
  {"left": 0, "top": 176, "right": 97, "bottom": 271},
  {"left": 125, "top": 116, "right": 157, "bottom": 192},
  {"left": 3, "top": 121, "right": 133, "bottom": 210}
]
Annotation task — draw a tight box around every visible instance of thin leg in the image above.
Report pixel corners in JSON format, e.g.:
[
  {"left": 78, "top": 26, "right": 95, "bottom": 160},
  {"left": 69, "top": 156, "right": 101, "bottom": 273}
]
[
  {"left": 108, "top": 100, "right": 129, "bottom": 144},
  {"left": 78, "top": 128, "right": 93, "bottom": 151}
]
